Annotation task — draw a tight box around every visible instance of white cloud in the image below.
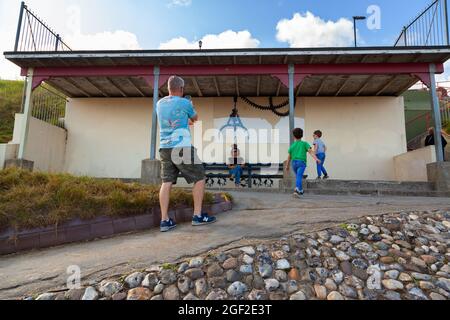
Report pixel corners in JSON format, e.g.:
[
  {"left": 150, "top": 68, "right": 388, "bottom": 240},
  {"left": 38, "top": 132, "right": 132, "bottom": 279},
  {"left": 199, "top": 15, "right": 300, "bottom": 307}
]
[
  {"left": 159, "top": 30, "right": 260, "bottom": 49},
  {"left": 436, "top": 61, "right": 450, "bottom": 84},
  {"left": 276, "top": 11, "right": 357, "bottom": 48},
  {"left": 0, "top": 29, "right": 21, "bottom": 80},
  {"left": 0, "top": 0, "right": 22, "bottom": 79},
  {"left": 64, "top": 4, "right": 141, "bottom": 50},
  {"left": 168, "top": 0, "right": 192, "bottom": 8},
  {"left": 66, "top": 31, "right": 141, "bottom": 50},
  {"left": 0, "top": 1, "right": 142, "bottom": 79}
]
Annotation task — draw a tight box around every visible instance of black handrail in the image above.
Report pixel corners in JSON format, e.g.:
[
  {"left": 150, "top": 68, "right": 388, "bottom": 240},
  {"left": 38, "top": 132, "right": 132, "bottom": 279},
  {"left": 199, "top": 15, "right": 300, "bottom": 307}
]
[
  {"left": 394, "top": 0, "right": 450, "bottom": 46},
  {"left": 14, "top": 1, "right": 71, "bottom": 52}
]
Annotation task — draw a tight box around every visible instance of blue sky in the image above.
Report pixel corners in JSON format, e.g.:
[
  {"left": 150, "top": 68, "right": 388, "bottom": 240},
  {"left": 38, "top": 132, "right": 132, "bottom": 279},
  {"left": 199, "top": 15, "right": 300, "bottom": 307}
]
[
  {"left": 61, "top": 0, "right": 433, "bottom": 47},
  {"left": 0, "top": 0, "right": 441, "bottom": 78},
  {"left": 58, "top": 0, "right": 434, "bottom": 47}
]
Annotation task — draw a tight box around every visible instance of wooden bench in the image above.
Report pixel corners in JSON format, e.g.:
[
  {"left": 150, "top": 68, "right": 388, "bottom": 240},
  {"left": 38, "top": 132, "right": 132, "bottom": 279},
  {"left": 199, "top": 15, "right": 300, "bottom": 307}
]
[{"left": 203, "top": 163, "right": 306, "bottom": 189}]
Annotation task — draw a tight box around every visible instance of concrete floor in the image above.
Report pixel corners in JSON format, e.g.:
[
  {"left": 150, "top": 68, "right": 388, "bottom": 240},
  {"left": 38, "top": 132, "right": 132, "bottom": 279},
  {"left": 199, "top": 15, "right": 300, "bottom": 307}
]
[{"left": 0, "top": 192, "right": 449, "bottom": 299}]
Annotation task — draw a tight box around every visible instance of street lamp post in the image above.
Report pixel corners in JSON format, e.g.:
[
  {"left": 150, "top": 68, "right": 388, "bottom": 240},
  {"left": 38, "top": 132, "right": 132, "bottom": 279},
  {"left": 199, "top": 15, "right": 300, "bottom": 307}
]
[{"left": 353, "top": 16, "right": 366, "bottom": 47}]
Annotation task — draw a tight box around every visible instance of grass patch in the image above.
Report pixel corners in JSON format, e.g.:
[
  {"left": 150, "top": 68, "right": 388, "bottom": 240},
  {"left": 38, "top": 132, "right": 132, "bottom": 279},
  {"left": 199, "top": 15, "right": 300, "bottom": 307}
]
[
  {"left": 443, "top": 120, "right": 450, "bottom": 135},
  {"left": 161, "top": 263, "right": 178, "bottom": 271},
  {"left": 221, "top": 192, "right": 233, "bottom": 203},
  {"left": 0, "top": 168, "right": 217, "bottom": 232},
  {"left": 0, "top": 80, "right": 24, "bottom": 143},
  {"left": 339, "top": 223, "right": 349, "bottom": 230}
]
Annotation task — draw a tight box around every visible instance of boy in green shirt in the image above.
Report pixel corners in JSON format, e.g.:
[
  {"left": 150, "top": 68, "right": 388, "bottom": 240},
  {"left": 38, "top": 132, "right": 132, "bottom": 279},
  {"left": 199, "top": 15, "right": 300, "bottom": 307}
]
[{"left": 286, "top": 128, "right": 321, "bottom": 198}]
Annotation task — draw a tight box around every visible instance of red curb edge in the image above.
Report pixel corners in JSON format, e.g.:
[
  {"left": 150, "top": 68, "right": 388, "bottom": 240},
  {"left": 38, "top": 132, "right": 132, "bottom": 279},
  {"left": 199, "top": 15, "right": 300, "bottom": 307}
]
[{"left": 0, "top": 196, "right": 233, "bottom": 256}]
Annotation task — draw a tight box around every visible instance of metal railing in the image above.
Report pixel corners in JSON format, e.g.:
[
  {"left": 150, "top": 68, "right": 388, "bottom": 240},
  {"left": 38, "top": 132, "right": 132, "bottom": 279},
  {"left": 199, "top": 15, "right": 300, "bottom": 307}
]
[
  {"left": 442, "top": 99, "right": 450, "bottom": 123},
  {"left": 406, "top": 98, "right": 450, "bottom": 150},
  {"left": 30, "top": 86, "right": 67, "bottom": 129},
  {"left": 395, "top": 0, "right": 450, "bottom": 46},
  {"left": 14, "top": 1, "right": 71, "bottom": 52}
]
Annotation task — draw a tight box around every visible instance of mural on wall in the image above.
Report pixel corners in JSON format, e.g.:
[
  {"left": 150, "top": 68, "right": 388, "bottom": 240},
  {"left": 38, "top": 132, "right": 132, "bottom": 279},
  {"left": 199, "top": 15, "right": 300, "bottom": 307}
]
[
  {"left": 202, "top": 97, "right": 305, "bottom": 164},
  {"left": 219, "top": 97, "right": 249, "bottom": 144}
]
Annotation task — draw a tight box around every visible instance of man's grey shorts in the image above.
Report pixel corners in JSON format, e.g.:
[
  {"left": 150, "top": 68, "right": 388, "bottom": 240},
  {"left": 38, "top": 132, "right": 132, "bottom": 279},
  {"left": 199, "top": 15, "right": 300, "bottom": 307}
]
[{"left": 160, "top": 147, "right": 206, "bottom": 184}]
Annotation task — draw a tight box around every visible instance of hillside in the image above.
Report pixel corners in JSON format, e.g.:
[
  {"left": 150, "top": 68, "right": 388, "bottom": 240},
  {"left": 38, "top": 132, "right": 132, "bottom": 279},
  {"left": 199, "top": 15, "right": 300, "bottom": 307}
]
[{"left": 0, "top": 80, "right": 24, "bottom": 143}]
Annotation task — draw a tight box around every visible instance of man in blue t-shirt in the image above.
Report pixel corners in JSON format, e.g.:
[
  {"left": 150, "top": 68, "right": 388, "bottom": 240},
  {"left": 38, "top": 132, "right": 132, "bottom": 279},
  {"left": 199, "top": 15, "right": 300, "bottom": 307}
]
[{"left": 156, "top": 76, "right": 216, "bottom": 232}]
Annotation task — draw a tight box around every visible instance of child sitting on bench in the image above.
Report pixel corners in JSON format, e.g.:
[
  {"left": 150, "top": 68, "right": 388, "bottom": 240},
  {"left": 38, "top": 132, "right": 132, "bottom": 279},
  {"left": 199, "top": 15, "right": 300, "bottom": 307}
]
[{"left": 227, "top": 144, "right": 245, "bottom": 188}]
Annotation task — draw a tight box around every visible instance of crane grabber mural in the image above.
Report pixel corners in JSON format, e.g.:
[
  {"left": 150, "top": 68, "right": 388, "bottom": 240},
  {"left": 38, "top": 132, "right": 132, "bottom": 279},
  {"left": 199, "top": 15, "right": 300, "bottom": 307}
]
[{"left": 220, "top": 97, "right": 250, "bottom": 144}]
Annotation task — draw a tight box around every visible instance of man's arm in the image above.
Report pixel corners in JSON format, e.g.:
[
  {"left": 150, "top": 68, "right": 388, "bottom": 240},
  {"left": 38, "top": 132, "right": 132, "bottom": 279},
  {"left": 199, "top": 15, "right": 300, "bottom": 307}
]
[
  {"left": 186, "top": 100, "right": 199, "bottom": 124},
  {"left": 286, "top": 154, "right": 291, "bottom": 171},
  {"left": 190, "top": 114, "right": 199, "bottom": 122}
]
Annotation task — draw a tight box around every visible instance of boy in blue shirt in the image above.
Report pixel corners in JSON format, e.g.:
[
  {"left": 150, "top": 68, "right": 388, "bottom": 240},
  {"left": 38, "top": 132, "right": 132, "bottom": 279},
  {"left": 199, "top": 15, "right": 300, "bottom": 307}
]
[{"left": 313, "top": 130, "right": 329, "bottom": 180}]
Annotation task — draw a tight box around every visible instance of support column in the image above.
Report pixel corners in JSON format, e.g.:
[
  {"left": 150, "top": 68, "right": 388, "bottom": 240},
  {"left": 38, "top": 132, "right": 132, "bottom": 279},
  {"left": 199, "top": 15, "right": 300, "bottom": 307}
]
[
  {"left": 429, "top": 64, "right": 445, "bottom": 162},
  {"left": 18, "top": 68, "right": 34, "bottom": 160},
  {"left": 150, "top": 66, "right": 160, "bottom": 160},
  {"left": 444, "top": 0, "right": 450, "bottom": 45},
  {"left": 288, "top": 64, "right": 295, "bottom": 146},
  {"left": 142, "top": 66, "right": 162, "bottom": 185},
  {"left": 280, "top": 64, "right": 299, "bottom": 191}
]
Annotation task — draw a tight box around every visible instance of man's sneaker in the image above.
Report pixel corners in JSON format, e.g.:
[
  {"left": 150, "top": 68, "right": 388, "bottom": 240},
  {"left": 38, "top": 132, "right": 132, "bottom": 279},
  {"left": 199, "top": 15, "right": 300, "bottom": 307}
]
[
  {"left": 316, "top": 176, "right": 322, "bottom": 180},
  {"left": 160, "top": 218, "right": 177, "bottom": 232},
  {"left": 293, "top": 188, "right": 304, "bottom": 198},
  {"left": 192, "top": 213, "right": 217, "bottom": 226},
  {"left": 323, "top": 175, "right": 330, "bottom": 180}
]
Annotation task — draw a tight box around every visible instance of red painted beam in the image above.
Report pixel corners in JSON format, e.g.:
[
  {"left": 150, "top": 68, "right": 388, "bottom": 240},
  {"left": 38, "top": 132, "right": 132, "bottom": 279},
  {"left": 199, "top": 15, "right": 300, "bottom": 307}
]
[
  {"left": 161, "top": 63, "right": 444, "bottom": 76},
  {"left": 294, "top": 63, "right": 444, "bottom": 75},
  {"left": 159, "top": 64, "right": 288, "bottom": 76},
  {"left": 21, "top": 66, "right": 154, "bottom": 77},
  {"left": 23, "top": 63, "right": 444, "bottom": 78},
  {"left": 21, "top": 66, "right": 158, "bottom": 90},
  {"left": 21, "top": 62, "right": 444, "bottom": 90}
]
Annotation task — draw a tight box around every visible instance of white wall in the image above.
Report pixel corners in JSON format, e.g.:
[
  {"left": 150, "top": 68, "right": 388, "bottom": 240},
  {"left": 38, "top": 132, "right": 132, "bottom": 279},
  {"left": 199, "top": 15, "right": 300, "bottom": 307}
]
[
  {"left": 303, "top": 96, "right": 407, "bottom": 181},
  {"left": 64, "top": 98, "right": 153, "bottom": 178},
  {"left": 10, "top": 113, "right": 67, "bottom": 173},
  {"left": 26, "top": 117, "right": 67, "bottom": 172},
  {"left": 63, "top": 96, "right": 407, "bottom": 181},
  {"left": 394, "top": 146, "right": 436, "bottom": 182},
  {"left": 8, "top": 114, "right": 67, "bottom": 172},
  {"left": 0, "top": 144, "right": 18, "bottom": 169}
]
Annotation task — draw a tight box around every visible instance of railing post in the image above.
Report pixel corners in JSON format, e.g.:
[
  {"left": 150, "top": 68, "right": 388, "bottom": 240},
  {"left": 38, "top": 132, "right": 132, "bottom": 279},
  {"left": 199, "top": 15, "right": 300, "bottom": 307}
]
[
  {"left": 14, "top": 1, "right": 26, "bottom": 51},
  {"left": 18, "top": 68, "right": 34, "bottom": 160},
  {"left": 288, "top": 64, "right": 295, "bottom": 146},
  {"left": 429, "top": 64, "right": 445, "bottom": 162},
  {"left": 150, "top": 66, "right": 160, "bottom": 160},
  {"left": 443, "top": 0, "right": 450, "bottom": 45},
  {"left": 55, "top": 34, "right": 60, "bottom": 51},
  {"left": 403, "top": 27, "right": 408, "bottom": 46}
]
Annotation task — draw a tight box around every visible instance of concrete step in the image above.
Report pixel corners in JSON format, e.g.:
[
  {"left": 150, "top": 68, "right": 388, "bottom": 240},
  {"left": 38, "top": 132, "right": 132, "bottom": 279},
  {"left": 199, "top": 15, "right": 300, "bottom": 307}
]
[
  {"left": 279, "top": 179, "right": 450, "bottom": 197},
  {"left": 306, "top": 179, "right": 436, "bottom": 192},
  {"left": 300, "top": 188, "right": 450, "bottom": 198}
]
